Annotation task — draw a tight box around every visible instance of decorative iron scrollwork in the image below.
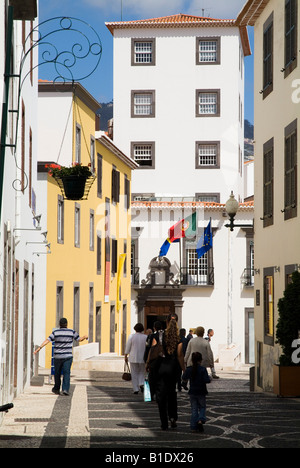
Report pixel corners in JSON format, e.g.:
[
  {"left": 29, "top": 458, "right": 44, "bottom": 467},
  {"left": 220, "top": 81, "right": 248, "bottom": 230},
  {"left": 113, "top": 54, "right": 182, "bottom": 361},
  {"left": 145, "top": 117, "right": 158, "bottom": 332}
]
[
  {"left": 11, "top": 17, "right": 102, "bottom": 192},
  {"left": 21, "top": 16, "right": 102, "bottom": 87}
]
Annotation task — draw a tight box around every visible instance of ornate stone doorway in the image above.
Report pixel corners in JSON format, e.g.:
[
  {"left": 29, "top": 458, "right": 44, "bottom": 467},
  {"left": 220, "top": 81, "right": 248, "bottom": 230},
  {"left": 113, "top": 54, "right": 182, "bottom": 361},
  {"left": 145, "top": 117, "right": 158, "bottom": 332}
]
[{"left": 144, "top": 301, "right": 175, "bottom": 330}]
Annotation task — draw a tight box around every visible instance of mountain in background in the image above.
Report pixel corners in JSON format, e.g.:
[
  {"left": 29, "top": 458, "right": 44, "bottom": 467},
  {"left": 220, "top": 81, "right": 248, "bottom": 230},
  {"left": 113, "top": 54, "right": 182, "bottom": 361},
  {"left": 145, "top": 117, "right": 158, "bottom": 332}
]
[
  {"left": 244, "top": 119, "right": 254, "bottom": 160},
  {"left": 99, "top": 101, "right": 113, "bottom": 131},
  {"left": 99, "top": 101, "right": 254, "bottom": 159}
]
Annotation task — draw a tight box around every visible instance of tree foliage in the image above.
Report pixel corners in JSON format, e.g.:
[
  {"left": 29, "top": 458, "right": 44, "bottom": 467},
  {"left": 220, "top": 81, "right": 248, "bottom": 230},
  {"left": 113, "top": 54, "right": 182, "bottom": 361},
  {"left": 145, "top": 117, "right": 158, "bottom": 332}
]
[{"left": 276, "top": 271, "right": 300, "bottom": 366}]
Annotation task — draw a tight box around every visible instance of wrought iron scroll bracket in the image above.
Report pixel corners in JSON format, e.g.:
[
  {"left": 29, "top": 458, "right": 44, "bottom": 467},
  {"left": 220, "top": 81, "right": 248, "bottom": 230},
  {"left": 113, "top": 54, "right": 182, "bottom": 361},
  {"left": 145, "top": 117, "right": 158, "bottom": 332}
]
[{"left": 9, "top": 16, "right": 103, "bottom": 192}]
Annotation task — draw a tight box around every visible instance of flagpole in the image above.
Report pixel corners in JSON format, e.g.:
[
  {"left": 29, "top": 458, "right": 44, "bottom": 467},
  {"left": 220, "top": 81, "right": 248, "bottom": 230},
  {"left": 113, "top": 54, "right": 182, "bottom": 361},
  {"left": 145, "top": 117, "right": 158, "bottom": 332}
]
[{"left": 179, "top": 237, "right": 182, "bottom": 283}]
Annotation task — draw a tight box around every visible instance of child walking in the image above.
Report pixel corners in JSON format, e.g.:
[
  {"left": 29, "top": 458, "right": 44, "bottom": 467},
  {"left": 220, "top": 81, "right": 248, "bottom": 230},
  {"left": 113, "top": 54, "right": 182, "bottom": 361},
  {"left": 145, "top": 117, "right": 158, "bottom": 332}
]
[{"left": 182, "top": 352, "right": 211, "bottom": 432}]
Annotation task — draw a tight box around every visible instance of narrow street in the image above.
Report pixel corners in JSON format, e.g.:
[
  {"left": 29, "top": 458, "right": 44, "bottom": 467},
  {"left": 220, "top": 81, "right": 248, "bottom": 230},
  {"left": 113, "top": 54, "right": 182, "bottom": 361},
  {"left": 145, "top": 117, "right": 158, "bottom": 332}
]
[{"left": 0, "top": 368, "right": 300, "bottom": 450}]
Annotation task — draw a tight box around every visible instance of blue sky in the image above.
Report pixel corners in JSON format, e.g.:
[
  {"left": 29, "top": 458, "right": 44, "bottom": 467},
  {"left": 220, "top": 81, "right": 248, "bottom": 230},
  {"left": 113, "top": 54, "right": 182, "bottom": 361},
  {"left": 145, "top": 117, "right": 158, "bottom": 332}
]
[{"left": 38, "top": 0, "right": 254, "bottom": 124}]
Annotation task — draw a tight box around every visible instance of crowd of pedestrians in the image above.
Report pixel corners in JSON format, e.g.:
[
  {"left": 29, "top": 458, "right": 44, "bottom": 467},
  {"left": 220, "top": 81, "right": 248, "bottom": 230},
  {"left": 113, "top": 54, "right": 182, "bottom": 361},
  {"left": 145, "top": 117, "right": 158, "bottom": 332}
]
[{"left": 124, "top": 314, "right": 219, "bottom": 433}]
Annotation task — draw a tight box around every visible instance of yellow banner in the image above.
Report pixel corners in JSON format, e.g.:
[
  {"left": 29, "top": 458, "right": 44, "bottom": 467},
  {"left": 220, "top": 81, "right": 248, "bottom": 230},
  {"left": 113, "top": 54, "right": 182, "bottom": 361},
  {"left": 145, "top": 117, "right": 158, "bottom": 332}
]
[{"left": 117, "top": 253, "right": 126, "bottom": 312}]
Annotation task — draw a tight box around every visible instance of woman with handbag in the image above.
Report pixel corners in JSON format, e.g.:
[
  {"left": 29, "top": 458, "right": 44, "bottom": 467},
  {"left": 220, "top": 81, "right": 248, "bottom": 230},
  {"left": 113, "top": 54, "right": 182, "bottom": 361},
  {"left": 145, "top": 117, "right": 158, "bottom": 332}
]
[
  {"left": 149, "top": 314, "right": 185, "bottom": 430},
  {"left": 124, "top": 323, "right": 147, "bottom": 394}
]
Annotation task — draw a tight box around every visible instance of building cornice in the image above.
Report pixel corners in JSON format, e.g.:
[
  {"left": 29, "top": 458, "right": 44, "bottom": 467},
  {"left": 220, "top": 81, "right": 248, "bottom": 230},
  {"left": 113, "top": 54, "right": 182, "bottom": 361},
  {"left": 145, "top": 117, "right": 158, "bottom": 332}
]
[
  {"left": 38, "top": 80, "right": 101, "bottom": 115},
  {"left": 106, "top": 13, "right": 251, "bottom": 56},
  {"left": 236, "top": 0, "right": 270, "bottom": 26},
  {"left": 131, "top": 200, "right": 254, "bottom": 211}
]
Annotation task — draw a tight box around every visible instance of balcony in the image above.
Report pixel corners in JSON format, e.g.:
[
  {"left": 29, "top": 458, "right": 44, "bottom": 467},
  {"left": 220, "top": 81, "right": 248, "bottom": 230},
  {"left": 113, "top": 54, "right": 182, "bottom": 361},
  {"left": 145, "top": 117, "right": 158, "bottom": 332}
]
[
  {"left": 131, "top": 264, "right": 214, "bottom": 287},
  {"left": 180, "top": 267, "right": 214, "bottom": 286},
  {"left": 242, "top": 268, "right": 254, "bottom": 287},
  {"left": 131, "top": 267, "right": 140, "bottom": 285}
]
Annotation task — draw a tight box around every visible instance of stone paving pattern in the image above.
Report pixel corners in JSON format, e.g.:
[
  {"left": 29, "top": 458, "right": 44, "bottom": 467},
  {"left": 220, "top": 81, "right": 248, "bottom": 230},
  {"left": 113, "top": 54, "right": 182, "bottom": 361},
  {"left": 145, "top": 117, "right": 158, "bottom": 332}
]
[{"left": 0, "top": 369, "right": 300, "bottom": 449}]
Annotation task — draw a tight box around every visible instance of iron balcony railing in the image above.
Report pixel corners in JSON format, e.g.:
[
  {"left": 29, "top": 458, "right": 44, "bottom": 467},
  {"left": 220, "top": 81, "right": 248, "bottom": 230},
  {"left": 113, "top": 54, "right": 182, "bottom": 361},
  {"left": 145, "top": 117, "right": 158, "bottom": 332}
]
[
  {"left": 180, "top": 267, "right": 214, "bottom": 286},
  {"left": 131, "top": 267, "right": 140, "bottom": 285},
  {"left": 242, "top": 268, "right": 255, "bottom": 287}
]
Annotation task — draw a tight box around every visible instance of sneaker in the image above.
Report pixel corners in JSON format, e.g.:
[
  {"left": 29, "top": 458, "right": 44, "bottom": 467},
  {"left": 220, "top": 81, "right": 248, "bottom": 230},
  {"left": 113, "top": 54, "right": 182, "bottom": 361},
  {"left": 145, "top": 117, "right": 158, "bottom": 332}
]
[
  {"left": 212, "top": 374, "right": 220, "bottom": 379},
  {"left": 62, "top": 391, "right": 70, "bottom": 396},
  {"left": 52, "top": 388, "right": 60, "bottom": 395}
]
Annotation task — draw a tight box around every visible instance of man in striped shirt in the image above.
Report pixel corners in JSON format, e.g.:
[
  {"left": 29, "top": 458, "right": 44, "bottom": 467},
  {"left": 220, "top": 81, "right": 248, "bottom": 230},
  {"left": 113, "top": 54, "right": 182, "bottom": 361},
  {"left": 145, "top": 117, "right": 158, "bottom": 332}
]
[{"left": 35, "top": 318, "right": 88, "bottom": 395}]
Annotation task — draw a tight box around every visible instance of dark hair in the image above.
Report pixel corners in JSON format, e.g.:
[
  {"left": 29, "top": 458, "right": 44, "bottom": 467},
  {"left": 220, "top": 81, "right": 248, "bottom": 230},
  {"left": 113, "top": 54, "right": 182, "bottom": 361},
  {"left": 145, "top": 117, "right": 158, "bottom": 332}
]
[
  {"left": 191, "top": 352, "right": 202, "bottom": 380},
  {"left": 154, "top": 321, "right": 162, "bottom": 331},
  {"left": 179, "top": 328, "right": 186, "bottom": 338},
  {"left": 166, "top": 313, "right": 178, "bottom": 324},
  {"left": 59, "top": 318, "right": 68, "bottom": 328},
  {"left": 134, "top": 323, "right": 144, "bottom": 333}
]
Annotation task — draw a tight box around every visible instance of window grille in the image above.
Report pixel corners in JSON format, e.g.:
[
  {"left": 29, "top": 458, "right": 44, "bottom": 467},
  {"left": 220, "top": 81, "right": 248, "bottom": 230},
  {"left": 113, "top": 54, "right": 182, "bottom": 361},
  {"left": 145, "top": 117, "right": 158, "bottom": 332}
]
[{"left": 199, "top": 40, "right": 217, "bottom": 62}]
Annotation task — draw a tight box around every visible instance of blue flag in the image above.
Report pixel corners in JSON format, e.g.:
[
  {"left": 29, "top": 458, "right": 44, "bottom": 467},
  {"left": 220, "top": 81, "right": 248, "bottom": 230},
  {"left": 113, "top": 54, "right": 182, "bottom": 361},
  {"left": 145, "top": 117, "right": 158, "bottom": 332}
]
[
  {"left": 196, "top": 221, "right": 212, "bottom": 259},
  {"left": 159, "top": 238, "right": 180, "bottom": 257}
]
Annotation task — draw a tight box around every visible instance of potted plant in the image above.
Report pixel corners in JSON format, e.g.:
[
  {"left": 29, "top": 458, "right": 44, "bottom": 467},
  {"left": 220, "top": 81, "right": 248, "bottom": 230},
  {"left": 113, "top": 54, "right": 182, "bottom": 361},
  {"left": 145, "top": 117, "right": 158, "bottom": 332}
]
[
  {"left": 46, "top": 163, "right": 94, "bottom": 200},
  {"left": 274, "top": 271, "right": 300, "bottom": 397}
]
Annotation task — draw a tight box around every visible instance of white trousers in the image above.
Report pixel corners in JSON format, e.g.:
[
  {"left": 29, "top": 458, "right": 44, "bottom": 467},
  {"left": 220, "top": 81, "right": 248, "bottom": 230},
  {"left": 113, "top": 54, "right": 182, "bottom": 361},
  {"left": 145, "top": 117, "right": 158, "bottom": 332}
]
[{"left": 130, "top": 362, "right": 145, "bottom": 392}]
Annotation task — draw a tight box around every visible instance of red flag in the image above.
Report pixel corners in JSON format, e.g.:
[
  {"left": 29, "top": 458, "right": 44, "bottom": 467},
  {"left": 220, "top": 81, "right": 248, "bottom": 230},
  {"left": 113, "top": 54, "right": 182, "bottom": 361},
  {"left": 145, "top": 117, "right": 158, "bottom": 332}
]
[{"left": 168, "top": 219, "right": 185, "bottom": 242}]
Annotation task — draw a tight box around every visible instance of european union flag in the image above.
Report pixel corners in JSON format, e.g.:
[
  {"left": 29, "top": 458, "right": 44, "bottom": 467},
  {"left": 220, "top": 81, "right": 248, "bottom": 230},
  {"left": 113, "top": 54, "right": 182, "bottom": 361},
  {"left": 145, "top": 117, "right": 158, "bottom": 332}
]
[{"left": 196, "top": 220, "right": 212, "bottom": 259}]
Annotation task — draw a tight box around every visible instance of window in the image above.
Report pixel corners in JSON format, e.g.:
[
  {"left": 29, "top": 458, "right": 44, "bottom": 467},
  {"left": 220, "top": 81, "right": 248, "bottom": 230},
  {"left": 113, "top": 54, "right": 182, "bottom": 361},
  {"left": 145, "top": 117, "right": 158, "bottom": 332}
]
[
  {"left": 196, "top": 142, "right": 220, "bottom": 168},
  {"left": 263, "top": 138, "right": 274, "bottom": 227},
  {"left": 195, "top": 193, "right": 220, "bottom": 203},
  {"left": 90, "top": 136, "right": 95, "bottom": 173},
  {"left": 284, "top": 119, "right": 297, "bottom": 220},
  {"left": 89, "top": 210, "right": 94, "bottom": 251},
  {"left": 263, "top": 13, "right": 273, "bottom": 99},
  {"left": 284, "top": 0, "right": 298, "bottom": 77},
  {"left": 196, "top": 90, "right": 220, "bottom": 117},
  {"left": 131, "top": 142, "right": 155, "bottom": 168},
  {"left": 264, "top": 269, "right": 274, "bottom": 345},
  {"left": 196, "top": 37, "right": 220, "bottom": 65},
  {"left": 183, "top": 249, "right": 214, "bottom": 286},
  {"left": 124, "top": 175, "right": 130, "bottom": 210},
  {"left": 132, "top": 39, "right": 156, "bottom": 65},
  {"left": 131, "top": 90, "right": 155, "bottom": 117},
  {"left": 97, "top": 232, "right": 102, "bottom": 274},
  {"left": 57, "top": 195, "right": 64, "bottom": 244},
  {"left": 111, "top": 239, "right": 118, "bottom": 275},
  {"left": 112, "top": 167, "right": 120, "bottom": 203},
  {"left": 75, "top": 124, "right": 81, "bottom": 163},
  {"left": 97, "top": 153, "right": 102, "bottom": 198},
  {"left": 74, "top": 203, "right": 80, "bottom": 247}
]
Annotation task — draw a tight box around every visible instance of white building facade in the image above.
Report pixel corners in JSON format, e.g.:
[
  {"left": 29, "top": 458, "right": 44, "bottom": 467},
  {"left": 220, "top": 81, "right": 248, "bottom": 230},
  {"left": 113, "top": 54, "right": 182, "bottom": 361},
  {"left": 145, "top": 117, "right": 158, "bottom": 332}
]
[
  {"left": 0, "top": 0, "right": 39, "bottom": 411},
  {"left": 107, "top": 14, "right": 254, "bottom": 365}
]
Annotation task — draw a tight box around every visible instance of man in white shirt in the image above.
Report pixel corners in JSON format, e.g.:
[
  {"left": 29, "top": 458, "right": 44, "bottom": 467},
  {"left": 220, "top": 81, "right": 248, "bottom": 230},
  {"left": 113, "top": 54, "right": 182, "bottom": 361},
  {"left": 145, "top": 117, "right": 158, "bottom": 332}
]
[{"left": 125, "top": 323, "right": 147, "bottom": 394}]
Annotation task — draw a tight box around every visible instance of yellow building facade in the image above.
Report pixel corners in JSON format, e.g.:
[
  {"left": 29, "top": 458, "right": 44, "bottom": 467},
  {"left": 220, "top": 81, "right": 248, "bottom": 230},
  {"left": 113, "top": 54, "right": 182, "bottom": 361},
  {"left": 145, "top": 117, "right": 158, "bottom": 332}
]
[{"left": 37, "top": 82, "right": 138, "bottom": 368}]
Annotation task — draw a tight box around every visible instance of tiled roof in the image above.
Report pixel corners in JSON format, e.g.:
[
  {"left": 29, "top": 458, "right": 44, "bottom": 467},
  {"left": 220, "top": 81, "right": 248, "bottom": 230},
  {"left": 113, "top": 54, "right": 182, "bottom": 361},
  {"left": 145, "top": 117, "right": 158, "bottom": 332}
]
[
  {"left": 106, "top": 14, "right": 236, "bottom": 34},
  {"left": 105, "top": 13, "right": 251, "bottom": 56},
  {"left": 131, "top": 200, "right": 254, "bottom": 210}
]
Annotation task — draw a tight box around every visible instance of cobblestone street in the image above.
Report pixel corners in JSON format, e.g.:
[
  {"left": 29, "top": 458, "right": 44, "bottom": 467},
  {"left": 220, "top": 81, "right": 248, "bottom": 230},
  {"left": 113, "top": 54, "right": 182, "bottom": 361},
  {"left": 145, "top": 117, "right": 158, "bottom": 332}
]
[{"left": 0, "top": 369, "right": 300, "bottom": 450}]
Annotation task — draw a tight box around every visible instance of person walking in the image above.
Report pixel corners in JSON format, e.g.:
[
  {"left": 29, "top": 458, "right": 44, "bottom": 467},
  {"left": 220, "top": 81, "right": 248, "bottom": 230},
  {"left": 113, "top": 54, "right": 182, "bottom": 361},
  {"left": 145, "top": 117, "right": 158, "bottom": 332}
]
[
  {"left": 205, "top": 328, "right": 219, "bottom": 379},
  {"left": 124, "top": 323, "right": 147, "bottom": 394},
  {"left": 182, "top": 352, "right": 211, "bottom": 433},
  {"left": 145, "top": 321, "right": 163, "bottom": 401},
  {"left": 34, "top": 317, "right": 88, "bottom": 396},
  {"left": 185, "top": 326, "right": 214, "bottom": 369},
  {"left": 151, "top": 314, "right": 185, "bottom": 430}
]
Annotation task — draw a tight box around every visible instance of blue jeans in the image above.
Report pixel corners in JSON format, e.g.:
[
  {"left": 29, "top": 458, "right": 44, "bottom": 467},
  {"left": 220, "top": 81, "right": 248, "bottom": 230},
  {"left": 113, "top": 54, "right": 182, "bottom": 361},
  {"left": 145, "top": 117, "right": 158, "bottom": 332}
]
[
  {"left": 189, "top": 394, "right": 207, "bottom": 429},
  {"left": 53, "top": 357, "right": 73, "bottom": 393}
]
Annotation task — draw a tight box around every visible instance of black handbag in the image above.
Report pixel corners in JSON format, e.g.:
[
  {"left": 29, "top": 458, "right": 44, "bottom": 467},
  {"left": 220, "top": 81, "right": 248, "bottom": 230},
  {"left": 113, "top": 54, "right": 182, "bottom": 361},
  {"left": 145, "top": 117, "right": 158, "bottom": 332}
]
[{"left": 122, "top": 362, "right": 131, "bottom": 381}]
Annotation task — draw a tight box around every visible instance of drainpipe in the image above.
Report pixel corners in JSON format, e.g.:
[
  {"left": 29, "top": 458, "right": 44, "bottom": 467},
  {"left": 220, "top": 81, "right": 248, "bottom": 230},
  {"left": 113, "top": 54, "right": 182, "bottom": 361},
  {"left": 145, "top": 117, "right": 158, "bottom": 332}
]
[{"left": 0, "top": 6, "right": 14, "bottom": 225}]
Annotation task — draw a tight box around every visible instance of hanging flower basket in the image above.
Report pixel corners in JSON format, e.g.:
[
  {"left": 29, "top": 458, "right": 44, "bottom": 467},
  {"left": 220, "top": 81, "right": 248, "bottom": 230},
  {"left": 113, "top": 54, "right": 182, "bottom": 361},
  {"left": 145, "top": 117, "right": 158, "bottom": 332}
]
[{"left": 45, "top": 163, "right": 96, "bottom": 200}]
